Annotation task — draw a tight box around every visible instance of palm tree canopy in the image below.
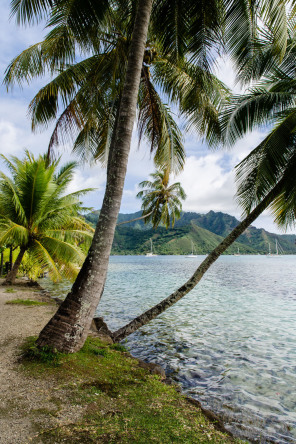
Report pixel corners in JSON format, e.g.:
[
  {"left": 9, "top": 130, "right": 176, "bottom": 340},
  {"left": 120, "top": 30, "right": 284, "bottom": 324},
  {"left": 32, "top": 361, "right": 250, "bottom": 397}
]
[
  {"left": 4, "top": 2, "right": 230, "bottom": 175},
  {"left": 221, "top": 27, "right": 296, "bottom": 230},
  {"left": 0, "top": 151, "right": 94, "bottom": 280},
  {"left": 6, "top": 0, "right": 292, "bottom": 177},
  {"left": 137, "top": 170, "right": 186, "bottom": 228}
]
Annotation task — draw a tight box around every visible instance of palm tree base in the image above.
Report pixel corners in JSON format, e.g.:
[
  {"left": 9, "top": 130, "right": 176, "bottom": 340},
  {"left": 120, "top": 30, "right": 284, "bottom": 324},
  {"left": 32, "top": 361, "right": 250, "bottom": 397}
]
[{"left": 36, "top": 296, "right": 94, "bottom": 353}]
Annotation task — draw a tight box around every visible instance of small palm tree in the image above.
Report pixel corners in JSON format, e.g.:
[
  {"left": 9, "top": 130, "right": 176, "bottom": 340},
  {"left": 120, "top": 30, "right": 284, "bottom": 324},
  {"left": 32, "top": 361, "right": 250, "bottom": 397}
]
[
  {"left": 0, "top": 151, "right": 94, "bottom": 285},
  {"left": 137, "top": 170, "right": 186, "bottom": 229}
]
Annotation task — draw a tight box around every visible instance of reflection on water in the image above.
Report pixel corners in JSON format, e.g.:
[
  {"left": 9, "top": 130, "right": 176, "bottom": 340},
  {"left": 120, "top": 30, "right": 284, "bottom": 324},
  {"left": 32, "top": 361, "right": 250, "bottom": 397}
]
[{"left": 42, "top": 255, "right": 296, "bottom": 443}]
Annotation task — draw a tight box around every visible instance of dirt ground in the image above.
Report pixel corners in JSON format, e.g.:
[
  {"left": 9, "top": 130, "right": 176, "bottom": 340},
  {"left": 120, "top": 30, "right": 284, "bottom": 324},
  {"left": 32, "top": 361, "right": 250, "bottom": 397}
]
[{"left": 0, "top": 281, "right": 85, "bottom": 444}]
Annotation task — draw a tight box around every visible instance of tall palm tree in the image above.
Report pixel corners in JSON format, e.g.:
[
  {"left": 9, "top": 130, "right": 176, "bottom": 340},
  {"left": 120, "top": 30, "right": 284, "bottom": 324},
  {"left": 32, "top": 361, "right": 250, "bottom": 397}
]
[
  {"left": 35, "top": 0, "right": 155, "bottom": 352},
  {"left": 0, "top": 151, "right": 94, "bottom": 285},
  {"left": 7, "top": 0, "right": 290, "bottom": 352}
]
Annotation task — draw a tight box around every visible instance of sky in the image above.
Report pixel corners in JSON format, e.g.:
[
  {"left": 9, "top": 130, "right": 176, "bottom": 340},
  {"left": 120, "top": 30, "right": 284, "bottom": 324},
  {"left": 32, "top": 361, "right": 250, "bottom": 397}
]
[{"left": 0, "top": 0, "right": 294, "bottom": 235}]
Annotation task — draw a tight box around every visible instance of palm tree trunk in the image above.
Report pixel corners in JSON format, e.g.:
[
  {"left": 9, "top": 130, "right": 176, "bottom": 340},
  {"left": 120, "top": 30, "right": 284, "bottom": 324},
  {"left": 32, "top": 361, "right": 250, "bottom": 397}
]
[
  {"left": 112, "top": 179, "right": 286, "bottom": 342},
  {"left": 3, "top": 247, "right": 26, "bottom": 285},
  {"left": 0, "top": 251, "right": 3, "bottom": 276},
  {"left": 116, "top": 211, "right": 153, "bottom": 226},
  {"left": 9, "top": 247, "right": 13, "bottom": 271},
  {"left": 36, "top": 0, "right": 154, "bottom": 353}
]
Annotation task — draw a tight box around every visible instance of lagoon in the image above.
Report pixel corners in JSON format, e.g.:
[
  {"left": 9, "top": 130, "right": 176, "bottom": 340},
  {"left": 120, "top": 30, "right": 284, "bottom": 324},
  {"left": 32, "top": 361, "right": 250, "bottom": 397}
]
[{"left": 43, "top": 255, "right": 296, "bottom": 443}]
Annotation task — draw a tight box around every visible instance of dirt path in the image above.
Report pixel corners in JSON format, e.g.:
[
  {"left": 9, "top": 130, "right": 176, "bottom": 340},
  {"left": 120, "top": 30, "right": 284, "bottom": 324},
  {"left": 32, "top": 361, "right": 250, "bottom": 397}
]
[{"left": 0, "top": 281, "right": 69, "bottom": 444}]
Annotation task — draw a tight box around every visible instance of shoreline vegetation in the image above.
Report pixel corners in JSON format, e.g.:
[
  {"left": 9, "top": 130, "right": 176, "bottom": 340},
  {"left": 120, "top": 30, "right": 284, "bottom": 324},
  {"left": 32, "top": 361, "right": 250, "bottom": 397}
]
[{"left": 0, "top": 279, "right": 242, "bottom": 443}]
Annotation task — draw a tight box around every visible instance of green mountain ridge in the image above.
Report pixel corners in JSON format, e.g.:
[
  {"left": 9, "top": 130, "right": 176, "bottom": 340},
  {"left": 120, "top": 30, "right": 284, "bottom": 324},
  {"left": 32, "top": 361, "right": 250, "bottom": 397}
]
[{"left": 84, "top": 210, "right": 296, "bottom": 255}]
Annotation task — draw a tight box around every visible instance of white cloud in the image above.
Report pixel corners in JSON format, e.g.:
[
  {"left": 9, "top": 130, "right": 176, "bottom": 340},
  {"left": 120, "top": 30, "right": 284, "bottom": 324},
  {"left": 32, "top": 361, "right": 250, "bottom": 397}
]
[{"left": 179, "top": 153, "right": 237, "bottom": 214}]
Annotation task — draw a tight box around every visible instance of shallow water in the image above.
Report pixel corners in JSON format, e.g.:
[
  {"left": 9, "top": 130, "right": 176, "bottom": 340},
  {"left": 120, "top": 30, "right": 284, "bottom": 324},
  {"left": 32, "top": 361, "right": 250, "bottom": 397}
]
[{"left": 43, "top": 255, "right": 296, "bottom": 443}]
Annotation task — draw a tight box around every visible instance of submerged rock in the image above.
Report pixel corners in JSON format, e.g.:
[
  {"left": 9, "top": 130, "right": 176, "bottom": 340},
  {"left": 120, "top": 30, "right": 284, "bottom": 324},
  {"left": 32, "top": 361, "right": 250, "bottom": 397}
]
[{"left": 136, "top": 359, "right": 166, "bottom": 378}]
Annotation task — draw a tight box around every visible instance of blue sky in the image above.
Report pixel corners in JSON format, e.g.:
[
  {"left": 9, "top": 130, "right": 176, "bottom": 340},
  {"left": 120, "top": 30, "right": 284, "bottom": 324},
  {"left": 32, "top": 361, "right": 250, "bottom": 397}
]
[{"left": 0, "top": 0, "right": 294, "bottom": 235}]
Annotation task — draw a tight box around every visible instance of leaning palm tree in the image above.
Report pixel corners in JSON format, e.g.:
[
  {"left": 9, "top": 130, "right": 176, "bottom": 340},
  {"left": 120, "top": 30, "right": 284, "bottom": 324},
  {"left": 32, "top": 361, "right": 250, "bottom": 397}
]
[
  {"left": 7, "top": 0, "right": 290, "bottom": 352},
  {"left": 108, "top": 29, "right": 296, "bottom": 341},
  {"left": 0, "top": 151, "right": 94, "bottom": 285}
]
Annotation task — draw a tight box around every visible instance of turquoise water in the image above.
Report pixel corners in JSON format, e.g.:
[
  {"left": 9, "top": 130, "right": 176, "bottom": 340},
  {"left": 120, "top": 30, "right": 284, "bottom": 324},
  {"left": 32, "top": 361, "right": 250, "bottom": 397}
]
[{"left": 43, "top": 255, "right": 296, "bottom": 443}]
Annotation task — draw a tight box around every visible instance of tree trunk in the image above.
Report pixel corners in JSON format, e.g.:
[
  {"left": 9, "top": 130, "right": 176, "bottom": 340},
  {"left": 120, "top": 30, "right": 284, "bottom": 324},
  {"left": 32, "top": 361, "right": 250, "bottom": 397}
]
[
  {"left": 116, "top": 211, "right": 153, "bottom": 226},
  {"left": 36, "top": 0, "right": 154, "bottom": 353},
  {"left": 9, "top": 247, "right": 13, "bottom": 271},
  {"left": 112, "top": 179, "right": 286, "bottom": 342},
  {"left": 3, "top": 247, "right": 26, "bottom": 285},
  {"left": 0, "top": 252, "right": 3, "bottom": 276}
]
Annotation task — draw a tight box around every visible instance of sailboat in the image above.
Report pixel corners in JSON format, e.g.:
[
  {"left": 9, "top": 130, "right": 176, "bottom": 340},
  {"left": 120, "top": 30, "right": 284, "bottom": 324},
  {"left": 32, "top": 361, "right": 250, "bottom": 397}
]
[
  {"left": 146, "top": 238, "right": 157, "bottom": 257},
  {"left": 266, "top": 240, "right": 282, "bottom": 257},
  {"left": 234, "top": 247, "right": 240, "bottom": 256},
  {"left": 186, "top": 241, "right": 198, "bottom": 258}
]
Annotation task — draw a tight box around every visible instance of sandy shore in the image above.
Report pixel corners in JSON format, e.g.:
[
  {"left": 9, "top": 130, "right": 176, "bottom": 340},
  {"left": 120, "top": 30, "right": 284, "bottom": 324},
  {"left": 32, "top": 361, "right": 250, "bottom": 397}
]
[{"left": 0, "top": 281, "right": 73, "bottom": 444}]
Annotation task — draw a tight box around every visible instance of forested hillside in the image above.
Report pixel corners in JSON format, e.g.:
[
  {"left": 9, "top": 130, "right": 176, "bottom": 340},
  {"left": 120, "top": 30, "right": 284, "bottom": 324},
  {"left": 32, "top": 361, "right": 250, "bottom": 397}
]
[{"left": 84, "top": 211, "right": 296, "bottom": 255}]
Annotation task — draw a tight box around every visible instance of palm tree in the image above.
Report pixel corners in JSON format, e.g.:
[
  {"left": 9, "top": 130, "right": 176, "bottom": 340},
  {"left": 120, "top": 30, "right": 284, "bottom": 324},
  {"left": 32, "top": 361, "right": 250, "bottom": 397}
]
[
  {"left": 108, "top": 28, "right": 296, "bottom": 342},
  {"left": 137, "top": 170, "right": 186, "bottom": 229},
  {"left": 7, "top": 0, "right": 290, "bottom": 352},
  {"left": 34, "top": 0, "right": 155, "bottom": 352},
  {"left": 116, "top": 170, "right": 186, "bottom": 228},
  {"left": 0, "top": 151, "right": 94, "bottom": 285}
]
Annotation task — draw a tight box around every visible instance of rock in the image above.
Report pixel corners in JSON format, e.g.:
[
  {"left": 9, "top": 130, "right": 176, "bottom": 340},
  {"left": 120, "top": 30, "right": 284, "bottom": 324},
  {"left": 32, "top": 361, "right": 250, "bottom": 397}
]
[
  {"left": 93, "top": 317, "right": 113, "bottom": 336},
  {"left": 163, "top": 377, "right": 181, "bottom": 391},
  {"left": 91, "top": 318, "right": 113, "bottom": 344},
  {"left": 185, "top": 397, "right": 231, "bottom": 435},
  {"left": 137, "top": 359, "right": 166, "bottom": 378}
]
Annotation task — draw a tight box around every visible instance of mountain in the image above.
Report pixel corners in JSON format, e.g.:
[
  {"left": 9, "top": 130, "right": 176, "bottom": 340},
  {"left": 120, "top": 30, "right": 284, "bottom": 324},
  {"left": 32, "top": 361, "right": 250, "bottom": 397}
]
[{"left": 84, "top": 210, "right": 296, "bottom": 255}]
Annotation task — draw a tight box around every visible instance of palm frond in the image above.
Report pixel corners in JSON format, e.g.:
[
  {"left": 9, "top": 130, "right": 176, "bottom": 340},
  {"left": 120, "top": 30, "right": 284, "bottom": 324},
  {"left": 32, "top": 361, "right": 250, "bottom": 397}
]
[
  {"left": 10, "top": 0, "right": 53, "bottom": 25},
  {"left": 235, "top": 110, "right": 296, "bottom": 215},
  {"left": 138, "top": 75, "right": 185, "bottom": 174}
]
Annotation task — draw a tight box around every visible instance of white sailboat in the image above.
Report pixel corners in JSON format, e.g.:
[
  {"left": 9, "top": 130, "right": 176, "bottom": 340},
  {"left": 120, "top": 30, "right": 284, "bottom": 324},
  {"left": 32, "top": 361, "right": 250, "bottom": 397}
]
[
  {"left": 146, "top": 238, "right": 157, "bottom": 257},
  {"left": 234, "top": 247, "right": 240, "bottom": 256},
  {"left": 186, "top": 241, "right": 198, "bottom": 258}
]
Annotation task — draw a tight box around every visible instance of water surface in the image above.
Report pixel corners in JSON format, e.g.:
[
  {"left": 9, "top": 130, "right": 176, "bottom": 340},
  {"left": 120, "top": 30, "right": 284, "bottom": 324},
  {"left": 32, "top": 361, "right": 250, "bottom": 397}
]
[{"left": 44, "top": 255, "right": 296, "bottom": 443}]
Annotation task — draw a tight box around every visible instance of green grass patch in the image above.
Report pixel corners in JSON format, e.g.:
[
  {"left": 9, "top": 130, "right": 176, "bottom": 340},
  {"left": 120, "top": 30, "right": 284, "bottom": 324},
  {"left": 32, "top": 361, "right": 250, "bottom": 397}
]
[
  {"left": 4, "top": 288, "right": 16, "bottom": 293},
  {"left": 110, "top": 343, "right": 127, "bottom": 352},
  {"left": 21, "top": 336, "right": 66, "bottom": 366},
  {"left": 20, "top": 337, "right": 238, "bottom": 444},
  {"left": 5, "top": 299, "right": 49, "bottom": 306}
]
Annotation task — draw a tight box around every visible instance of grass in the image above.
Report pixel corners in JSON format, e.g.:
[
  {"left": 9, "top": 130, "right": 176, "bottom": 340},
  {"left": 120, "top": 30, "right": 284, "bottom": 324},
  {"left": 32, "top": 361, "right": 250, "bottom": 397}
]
[
  {"left": 5, "top": 299, "right": 49, "bottom": 306},
  {"left": 20, "top": 337, "right": 238, "bottom": 444}
]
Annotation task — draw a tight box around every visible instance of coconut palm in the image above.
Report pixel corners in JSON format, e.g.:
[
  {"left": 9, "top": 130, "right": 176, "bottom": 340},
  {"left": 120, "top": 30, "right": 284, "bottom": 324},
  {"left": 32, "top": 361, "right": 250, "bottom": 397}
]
[
  {"left": 136, "top": 170, "right": 186, "bottom": 229},
  {"left": 0, "top": 151, "right": 94, "bottom": 285},
  {"left": 116, "top": 170, "right": 186, "bottom": 228},
  {"left": 7, "top": 0, "right": 290, "bottom": 352}
]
